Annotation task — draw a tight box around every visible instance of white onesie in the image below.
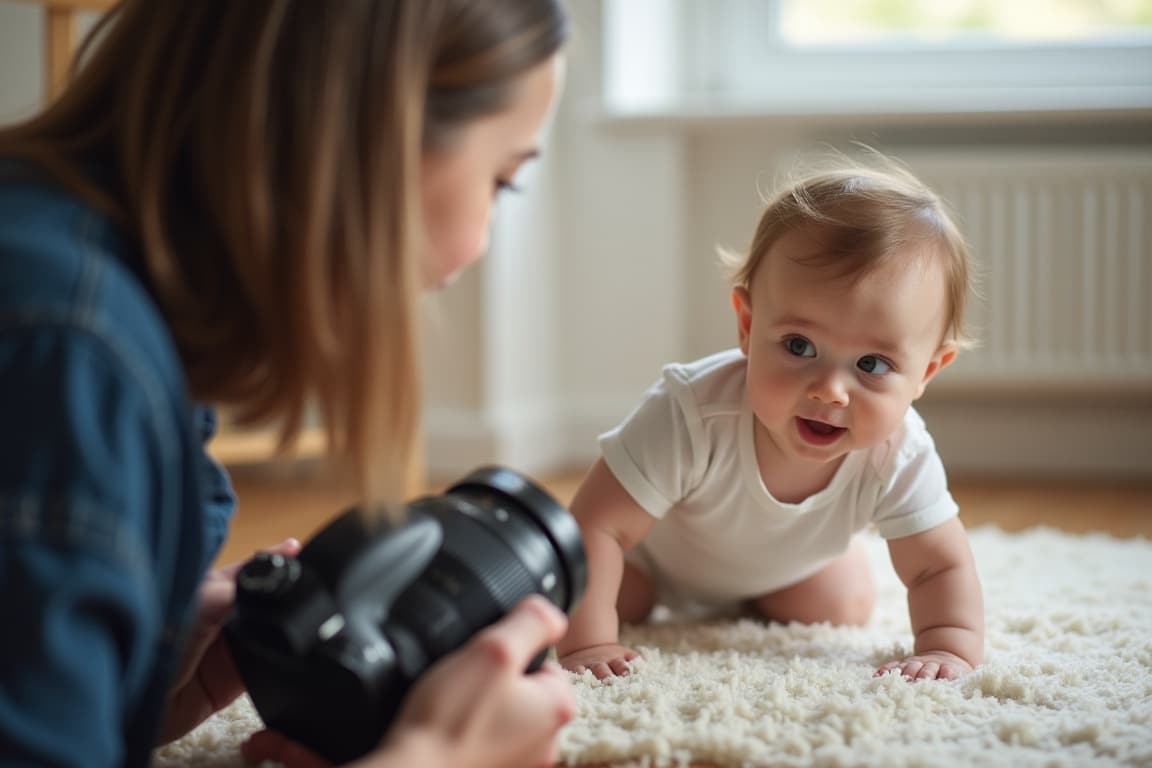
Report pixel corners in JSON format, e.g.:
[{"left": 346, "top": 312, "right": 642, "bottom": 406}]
[{"left": 600, "top": 348, "right": 958, "bottom": 607}]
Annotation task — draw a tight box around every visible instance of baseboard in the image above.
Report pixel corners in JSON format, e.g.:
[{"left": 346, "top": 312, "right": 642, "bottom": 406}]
[
  {"left": 426, "top": 397, "right": 1152, "bottom": 482},
  {"left": 424, "top": 402, "right": 603, "bottom": 483},
  {"left": 916, "top": 398, "right": 1152, "bottom": 479}
]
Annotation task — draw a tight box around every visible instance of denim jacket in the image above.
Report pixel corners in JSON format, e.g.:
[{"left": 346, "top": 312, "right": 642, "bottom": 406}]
[{"left": 0, "top": 166, "right": 235, "bottom": 766}]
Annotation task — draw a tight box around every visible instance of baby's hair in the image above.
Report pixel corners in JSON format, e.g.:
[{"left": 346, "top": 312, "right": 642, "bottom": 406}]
[{"left": 720, "top": 151, "right": 974, "bottom": 347}]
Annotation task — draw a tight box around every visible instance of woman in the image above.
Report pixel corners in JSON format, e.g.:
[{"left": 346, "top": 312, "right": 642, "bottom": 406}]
[{"left": 0, "top": 1, "right": 572, "bottom": 766}]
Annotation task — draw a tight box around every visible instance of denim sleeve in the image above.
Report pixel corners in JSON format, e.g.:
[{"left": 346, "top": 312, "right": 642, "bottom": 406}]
[
  {"left": 194, "top": 406, "right": 236, "bottom": 569},
  {"left": 0, "top": 326, "right": 171, "bottom": 766}
]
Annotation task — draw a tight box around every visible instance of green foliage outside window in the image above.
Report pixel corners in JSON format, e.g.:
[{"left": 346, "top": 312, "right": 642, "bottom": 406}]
[{"left": 781, "top": 0, "right": 1152, "bottom": 44}]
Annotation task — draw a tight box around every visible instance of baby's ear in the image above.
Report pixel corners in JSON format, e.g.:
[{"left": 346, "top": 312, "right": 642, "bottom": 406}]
[
  {"left": 915, "top": 340, "right": 958, "bottom": 398},
  {"left": 732, "top": 287, "right": 752, "bottom": 355}
]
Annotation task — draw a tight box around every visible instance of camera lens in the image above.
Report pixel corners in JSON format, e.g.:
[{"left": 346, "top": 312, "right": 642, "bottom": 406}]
[
  {"left": 225, "top": 466, "right": 587, "bottom": 765},
  {"left": 383, "top": 466, "right": 587, "bottom": 680},
  {"left": 446, "top": 466, "right": 587, "bottom": 612}
]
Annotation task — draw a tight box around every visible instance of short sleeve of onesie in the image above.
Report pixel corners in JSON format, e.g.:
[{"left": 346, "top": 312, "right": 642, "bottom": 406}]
[
  {"left": 598, "top": 366, "right": 706, "bottom": 519},
  {"left": 870, "top": 410, "right": 959, "bottom": 540}
]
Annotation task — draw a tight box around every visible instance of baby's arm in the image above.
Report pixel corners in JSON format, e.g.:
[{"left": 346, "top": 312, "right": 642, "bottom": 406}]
[
  {"left": 878, "top": 517, "right": 984, "bottom": 680},
  {"left": 557, "top": 458, "right": 655, "bottom": 679}
]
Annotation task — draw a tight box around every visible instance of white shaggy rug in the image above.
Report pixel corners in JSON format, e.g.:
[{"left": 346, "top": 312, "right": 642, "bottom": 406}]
[{"left": 156, "top": 526, "right": 1152, "bottom": 767}]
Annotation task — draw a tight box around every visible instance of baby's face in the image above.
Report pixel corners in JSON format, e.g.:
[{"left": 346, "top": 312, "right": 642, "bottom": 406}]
[{"left": 733, "top": 226, "right": 956, "bottom": 466}]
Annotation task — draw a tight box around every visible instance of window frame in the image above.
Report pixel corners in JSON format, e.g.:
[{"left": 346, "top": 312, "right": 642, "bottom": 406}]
[{"left": 603, "top": 0, "right": 1152, "bottom": 118}]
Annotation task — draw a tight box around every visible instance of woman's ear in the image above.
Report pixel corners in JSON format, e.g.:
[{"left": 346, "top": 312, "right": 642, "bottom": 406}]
[
  {"left": 732, "top": 286, "right": 753, "bottom": 355},
  {"left": 914, "top": 340, "right": 958, "bottom": 398}
]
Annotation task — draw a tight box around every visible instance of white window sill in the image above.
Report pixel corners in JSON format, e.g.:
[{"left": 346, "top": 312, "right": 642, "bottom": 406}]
[{"left": 601, "top": 86, "right": 1152, "bottom": 127}]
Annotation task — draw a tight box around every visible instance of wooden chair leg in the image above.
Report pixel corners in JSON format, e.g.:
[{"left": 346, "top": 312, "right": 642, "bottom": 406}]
[{"left": 44, "top": 5, "right": 75, "bottom": 101}]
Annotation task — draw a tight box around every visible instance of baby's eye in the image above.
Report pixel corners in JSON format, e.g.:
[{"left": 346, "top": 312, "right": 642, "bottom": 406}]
[
  {"left": 784, "top": 336, "right": 816, "bottom": 358},
  {"left": 857, "top": 355, "right": 892, "bottom": 375}
]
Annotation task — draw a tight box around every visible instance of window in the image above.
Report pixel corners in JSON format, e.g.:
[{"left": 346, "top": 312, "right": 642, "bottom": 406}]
[
  {"left": 603, "top": 0, "right": 1152, "bottom": 117},
  {"left": 781, "top": 0, "right": 1152, "bottom": 44}
]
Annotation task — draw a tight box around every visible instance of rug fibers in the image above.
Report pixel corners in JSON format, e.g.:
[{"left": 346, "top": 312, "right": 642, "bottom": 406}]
[{"left": 156, "top": 525, "right": 1152, "bottom": 767}]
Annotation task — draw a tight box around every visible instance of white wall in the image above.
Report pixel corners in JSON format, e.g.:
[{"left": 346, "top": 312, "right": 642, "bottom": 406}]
[
  {"left": 437, "top": 0, "right": 1152, "bottom": 480},
  {"left": 0, "top": 3, "right": 46, "bottom": 120},
  {"left": 677, "top": 126, "right": 1152, "bottom": 477},
  {"left": 4, "top": 1, "right": 1150, "bottom": 480},
  {"left": 423, "top": 3, "right": 693, "bottom": 478}
]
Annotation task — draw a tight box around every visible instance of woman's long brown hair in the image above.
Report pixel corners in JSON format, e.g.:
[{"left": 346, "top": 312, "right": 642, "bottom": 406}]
[{"left": 0, "top": 0, "right": 568, "bottom": 503}]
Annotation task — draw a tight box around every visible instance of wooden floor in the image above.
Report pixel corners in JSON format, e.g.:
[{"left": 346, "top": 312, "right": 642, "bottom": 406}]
[
  {"left": 216, "top": 465, "right": 1151, "bottom": 768},
  {"left": 218, "top": 466, "right": 1152, "bottom": 566}
]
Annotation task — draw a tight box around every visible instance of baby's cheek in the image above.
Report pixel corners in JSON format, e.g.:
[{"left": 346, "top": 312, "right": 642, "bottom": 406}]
[
  {"left": 860, "top": 399, "right": 907, "bottom": 443},
  {"left": 761, "top": 373, "right": 799, "bottom": 408}
]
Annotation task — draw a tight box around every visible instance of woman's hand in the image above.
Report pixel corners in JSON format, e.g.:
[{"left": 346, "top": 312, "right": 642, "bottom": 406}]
[
  {"left": 158, "top": 538, "right": 302, "bottom": 745},
  {"left": 241, "top": 595, "right": 576, "bottom": 768}
]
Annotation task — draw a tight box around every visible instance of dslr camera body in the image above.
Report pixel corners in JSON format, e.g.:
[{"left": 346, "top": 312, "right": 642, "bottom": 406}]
[{"left": 224, "top": 466, "right": 587, "bottom": 764}]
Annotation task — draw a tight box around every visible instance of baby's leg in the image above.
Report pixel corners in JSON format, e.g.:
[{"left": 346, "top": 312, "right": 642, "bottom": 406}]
[
  {"left": 750, "top": 537, "right": 875, "bottom": 625},
  {"left": 617, "top": 559, "right": 656, "bottom": 623}
]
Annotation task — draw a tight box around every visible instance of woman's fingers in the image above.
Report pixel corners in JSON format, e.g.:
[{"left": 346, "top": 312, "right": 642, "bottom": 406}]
[
  {"left": 241, "top": 729, "right": 330, "bottom": 768},
  {"left": 485, "top": 595, "right": 568, "bottom": 664},
  {"left": 528, "top": 661, "right": 577, "bottom": 726},
  {"left": 216, "top": 538, "right": 302, "bottom": 581}
]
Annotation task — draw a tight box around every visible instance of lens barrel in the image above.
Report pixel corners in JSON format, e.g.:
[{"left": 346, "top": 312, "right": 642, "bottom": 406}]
[
  {"left": 225, "top": 466, "right": 587, "bottom": 764},
  {"left": 447, "top": 466, "right": 588, "bottom": 612}
]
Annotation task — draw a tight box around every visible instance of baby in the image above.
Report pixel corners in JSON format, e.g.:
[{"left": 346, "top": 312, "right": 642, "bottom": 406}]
[{"left": 557, "top": 161, "right": 984, "bottom": 681}]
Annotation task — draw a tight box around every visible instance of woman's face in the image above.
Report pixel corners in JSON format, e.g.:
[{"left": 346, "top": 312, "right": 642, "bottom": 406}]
[{"left": 419, "top": 54, "right": 564, "bottom": 290}]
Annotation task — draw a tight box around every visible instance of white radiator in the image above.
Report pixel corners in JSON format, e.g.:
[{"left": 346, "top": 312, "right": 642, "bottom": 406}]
[{"left": 896, "top": 149, "right": 1152, "bottom": 395}]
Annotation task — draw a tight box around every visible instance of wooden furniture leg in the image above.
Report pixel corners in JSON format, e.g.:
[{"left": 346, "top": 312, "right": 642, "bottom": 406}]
[{"left": 7, "top": 0, "right": 118, "bottom": 102}]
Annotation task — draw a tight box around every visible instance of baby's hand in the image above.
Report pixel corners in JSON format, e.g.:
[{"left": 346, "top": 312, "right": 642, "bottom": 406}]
[
  {"left": 559, "top": 644, "right": 640, "bottom": 679},
  {"left": 875, "top": 651, "right": 973, "bottom": 681}
]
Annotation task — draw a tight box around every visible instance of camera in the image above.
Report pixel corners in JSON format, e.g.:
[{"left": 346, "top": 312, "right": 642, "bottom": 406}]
[{"left": 223, "top": 466, "right": 587, "bottom": 764}]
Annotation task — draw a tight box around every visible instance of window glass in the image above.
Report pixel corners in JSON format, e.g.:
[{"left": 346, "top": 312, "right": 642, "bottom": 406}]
[
  {"left": 780, "top": 0, "right": 1152, "bottom": 45},
  {"left": 602, "top": 0, "right": 1152, "bottom": 116}
]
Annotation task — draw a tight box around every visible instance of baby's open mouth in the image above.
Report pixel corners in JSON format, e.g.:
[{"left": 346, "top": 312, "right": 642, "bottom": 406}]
[
  {"left": 804, "top": 419, "right": 840, "bottom": 435},
  {"left": 796, "top": 417, "right": 847, "bottom": 445}
]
